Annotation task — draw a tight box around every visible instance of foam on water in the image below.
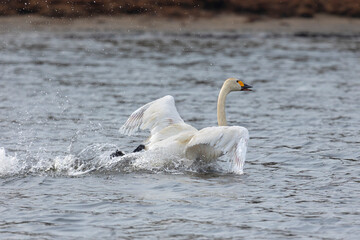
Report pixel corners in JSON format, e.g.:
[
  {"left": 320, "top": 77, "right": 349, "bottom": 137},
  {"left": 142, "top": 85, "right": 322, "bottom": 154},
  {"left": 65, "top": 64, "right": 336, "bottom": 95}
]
[
  {"left": 0, "top": 148, "right": 20, "bottom": 176},
  {"left": 0, "top": 145, "right": 238, "bottom": 177}
]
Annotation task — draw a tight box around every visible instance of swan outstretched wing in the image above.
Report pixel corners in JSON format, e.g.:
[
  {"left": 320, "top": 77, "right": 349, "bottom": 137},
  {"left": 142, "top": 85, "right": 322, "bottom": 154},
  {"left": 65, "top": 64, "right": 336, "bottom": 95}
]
[
  {"left": 120, "top": 95, "right": 185, "bottom": 136},
  {"left": 185, "top": 126, "right": 249, "bottom": 174}
]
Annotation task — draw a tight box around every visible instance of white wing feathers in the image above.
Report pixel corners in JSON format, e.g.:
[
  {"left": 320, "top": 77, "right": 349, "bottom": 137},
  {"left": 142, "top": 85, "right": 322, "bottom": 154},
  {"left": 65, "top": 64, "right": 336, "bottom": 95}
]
[
  {"left": 187, "top": 126, "right": 249, "bottom": 154},
  {"left": 233, "top": 136, "right": 248, "bottom": 174},
  {"left": 120, "top": 95, "right": 185, "bottom": 136},
  {"left": 186, "top": 126, "right": 249, "bottom": 173}
]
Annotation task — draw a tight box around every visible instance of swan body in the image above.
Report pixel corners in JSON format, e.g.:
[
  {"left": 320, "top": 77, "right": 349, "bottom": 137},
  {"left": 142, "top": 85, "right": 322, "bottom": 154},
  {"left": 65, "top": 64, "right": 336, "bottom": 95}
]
[{"left": 120, "top": 78, "right": 252, "bottom": 174}]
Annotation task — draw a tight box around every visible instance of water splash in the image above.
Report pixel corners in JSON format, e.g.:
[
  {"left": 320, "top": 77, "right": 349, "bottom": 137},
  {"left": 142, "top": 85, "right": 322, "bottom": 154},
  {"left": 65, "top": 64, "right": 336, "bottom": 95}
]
[
  {"left": 0, "top": 145, "right": 241, "bottom": 177},
  {"left": 131, "top": 150, "right": 193, "bottom": 173},
  {"left": 0, "top": 147, "right": 21, "bottom": 176}
]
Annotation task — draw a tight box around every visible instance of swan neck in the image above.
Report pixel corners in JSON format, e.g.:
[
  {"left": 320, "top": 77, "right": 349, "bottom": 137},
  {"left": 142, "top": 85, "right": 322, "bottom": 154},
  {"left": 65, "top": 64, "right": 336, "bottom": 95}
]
[{"left": 217, "top": 83, "right": 231, "bottom": 126}]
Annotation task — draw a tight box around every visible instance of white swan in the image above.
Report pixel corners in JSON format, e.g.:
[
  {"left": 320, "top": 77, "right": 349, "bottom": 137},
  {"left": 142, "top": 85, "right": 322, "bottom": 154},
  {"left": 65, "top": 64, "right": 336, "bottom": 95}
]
[{"left": 119, "top": 78, "right": 252, "bottom": 174}]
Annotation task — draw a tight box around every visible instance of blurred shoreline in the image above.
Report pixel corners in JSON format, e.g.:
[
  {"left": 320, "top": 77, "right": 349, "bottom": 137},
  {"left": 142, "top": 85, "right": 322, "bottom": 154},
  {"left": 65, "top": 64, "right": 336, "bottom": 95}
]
[
  {"left": 1, "top": 0, "right": 360, "bottom": 18},
  {"left": 1, "top": 14, "right": 360, "bottom": 34}
]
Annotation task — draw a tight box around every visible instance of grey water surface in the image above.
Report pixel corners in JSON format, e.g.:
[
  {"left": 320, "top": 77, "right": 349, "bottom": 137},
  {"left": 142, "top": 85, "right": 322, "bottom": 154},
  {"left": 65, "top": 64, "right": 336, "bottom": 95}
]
[{"left": 0, "top": 30, "right": 360, "bottom": 239}]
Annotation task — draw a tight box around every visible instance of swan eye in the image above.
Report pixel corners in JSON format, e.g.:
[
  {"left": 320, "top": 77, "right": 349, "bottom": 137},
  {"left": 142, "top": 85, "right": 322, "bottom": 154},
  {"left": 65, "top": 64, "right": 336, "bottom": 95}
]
[{"left": 237, "top": 81, "right": 244, "bottom": 87}]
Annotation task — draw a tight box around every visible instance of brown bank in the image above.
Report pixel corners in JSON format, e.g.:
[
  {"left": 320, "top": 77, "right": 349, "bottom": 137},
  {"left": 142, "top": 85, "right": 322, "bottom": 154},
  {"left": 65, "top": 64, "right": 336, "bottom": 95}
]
[{"left": 0, "top": 0, "right": 360, "bottom": 18}]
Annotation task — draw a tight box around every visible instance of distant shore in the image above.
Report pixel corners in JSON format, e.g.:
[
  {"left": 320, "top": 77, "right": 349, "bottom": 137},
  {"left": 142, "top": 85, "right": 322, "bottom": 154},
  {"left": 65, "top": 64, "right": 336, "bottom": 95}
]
[
  {"left": 1, "top": 0, "right": 360, "bottom": 18},
  {"left": 1, "top": 14, "right": 360, "bottom": 34}
]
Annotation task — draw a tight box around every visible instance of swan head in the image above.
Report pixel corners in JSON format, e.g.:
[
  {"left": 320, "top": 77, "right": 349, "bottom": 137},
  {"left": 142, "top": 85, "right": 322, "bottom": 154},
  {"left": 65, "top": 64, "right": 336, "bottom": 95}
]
[{"left": 225, "top": 78, "right": 252, "bottom": 91}]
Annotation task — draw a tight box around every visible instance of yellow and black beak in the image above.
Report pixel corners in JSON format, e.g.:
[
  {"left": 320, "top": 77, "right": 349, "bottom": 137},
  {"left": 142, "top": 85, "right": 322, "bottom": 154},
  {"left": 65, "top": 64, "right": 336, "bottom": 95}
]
[
  {"left": 241, "top": 83, "right": 252, "bottom": 91},
  {"left": 237, "top": 80, "right": 253, "bottom": 91}
]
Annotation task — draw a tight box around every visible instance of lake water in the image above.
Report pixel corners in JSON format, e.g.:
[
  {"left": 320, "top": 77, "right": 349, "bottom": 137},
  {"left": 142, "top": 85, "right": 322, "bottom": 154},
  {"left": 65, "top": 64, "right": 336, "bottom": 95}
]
[{"left": 1, "top": 29, "right": 360, "bottom": 239}]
